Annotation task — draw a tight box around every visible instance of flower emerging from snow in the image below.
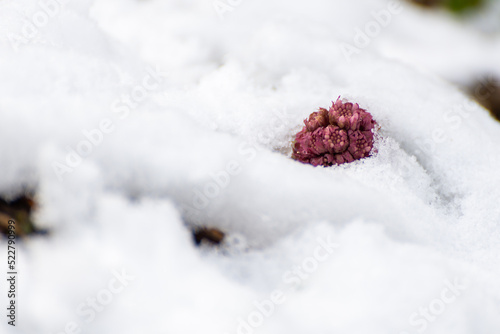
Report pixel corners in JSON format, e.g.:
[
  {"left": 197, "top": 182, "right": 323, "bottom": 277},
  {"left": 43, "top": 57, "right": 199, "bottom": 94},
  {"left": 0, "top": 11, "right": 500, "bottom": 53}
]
[{"left": 292, "top": 97, "right": 376, "bottom": 166}]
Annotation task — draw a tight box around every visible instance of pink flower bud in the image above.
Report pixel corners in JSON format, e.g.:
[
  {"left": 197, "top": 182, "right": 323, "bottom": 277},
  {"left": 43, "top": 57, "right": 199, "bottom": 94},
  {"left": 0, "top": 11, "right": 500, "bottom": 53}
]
[{"left": 292, "top": 97, "right": 376, "bottom": 166}]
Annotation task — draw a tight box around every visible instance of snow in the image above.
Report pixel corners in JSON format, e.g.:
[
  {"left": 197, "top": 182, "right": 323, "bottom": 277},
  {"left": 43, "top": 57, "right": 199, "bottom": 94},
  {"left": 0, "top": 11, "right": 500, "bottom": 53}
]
[{"left": 1, "top": 0, "right": 500, "bottom": 333}]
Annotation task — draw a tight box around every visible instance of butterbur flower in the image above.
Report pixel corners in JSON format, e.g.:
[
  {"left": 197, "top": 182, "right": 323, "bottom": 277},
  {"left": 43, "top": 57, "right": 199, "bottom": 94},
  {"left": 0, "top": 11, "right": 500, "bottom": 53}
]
[
  {"left": 292, "top": 97, "right": 376, "bottom": 166},
  {"left": 305, "top": 108, "right": 329, "bottom": 132}
]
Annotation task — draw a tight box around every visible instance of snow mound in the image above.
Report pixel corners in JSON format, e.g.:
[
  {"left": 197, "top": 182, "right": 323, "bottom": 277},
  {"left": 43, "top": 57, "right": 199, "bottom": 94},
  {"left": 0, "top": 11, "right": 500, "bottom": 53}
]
[{"left": 1, "top": 0, "right": 500, "bottom": 333}]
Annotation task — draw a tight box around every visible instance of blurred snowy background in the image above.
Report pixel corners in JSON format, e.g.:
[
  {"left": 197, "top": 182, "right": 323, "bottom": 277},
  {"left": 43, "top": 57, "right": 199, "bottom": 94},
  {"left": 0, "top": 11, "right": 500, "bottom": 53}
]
[{"left": 1, "top": 0, "right": 500, "bottom": 333}]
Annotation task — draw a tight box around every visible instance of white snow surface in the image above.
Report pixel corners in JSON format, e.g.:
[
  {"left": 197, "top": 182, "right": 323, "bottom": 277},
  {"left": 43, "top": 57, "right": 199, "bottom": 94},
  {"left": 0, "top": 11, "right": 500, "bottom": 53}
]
[{"left": 0, "top": 0, "right": 500, "bottom": 333}]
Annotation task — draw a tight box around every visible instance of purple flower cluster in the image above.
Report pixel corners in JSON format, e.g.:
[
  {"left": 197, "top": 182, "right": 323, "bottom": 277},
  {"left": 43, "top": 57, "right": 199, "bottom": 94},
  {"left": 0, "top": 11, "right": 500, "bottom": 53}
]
[{"left": 292, "top": 97, "right": 376, "bottom": 166}]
